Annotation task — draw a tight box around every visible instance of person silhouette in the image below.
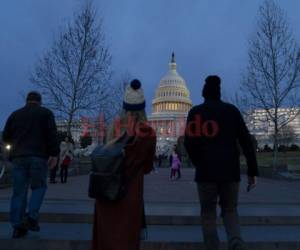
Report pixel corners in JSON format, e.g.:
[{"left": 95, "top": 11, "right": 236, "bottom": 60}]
[
  {"left": 2, "top": 91, "right": 59, "bottom": 238},
  {"left": 92, "top": 79, "right": 156, "bottom": 250},
  {"left": 184, "top": 76, "right": 258, "bottom": 250}
]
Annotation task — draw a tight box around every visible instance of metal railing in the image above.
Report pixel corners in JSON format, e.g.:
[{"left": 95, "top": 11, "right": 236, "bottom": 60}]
[{"left": 0, "top": 162, "right": 5, "bottom": 179}]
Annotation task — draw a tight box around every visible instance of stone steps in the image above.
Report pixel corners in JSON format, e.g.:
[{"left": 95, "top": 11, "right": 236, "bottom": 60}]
[
  {"left": 1, "top": 223, "right": 300, "bottom": 250},
  {"left": 1, "top": 171, "right": 300, "bottom": 249},
  {"left": 1, "top": 200, "right": 300, "bottom": 225},
  {"left": 2, "top": 212, "right": 300, "bottom": 225}
]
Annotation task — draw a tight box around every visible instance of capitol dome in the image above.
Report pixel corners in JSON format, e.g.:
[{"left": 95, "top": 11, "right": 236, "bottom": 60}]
[{"left": 152, "top": 53, "right": 192, "bottom": 115}]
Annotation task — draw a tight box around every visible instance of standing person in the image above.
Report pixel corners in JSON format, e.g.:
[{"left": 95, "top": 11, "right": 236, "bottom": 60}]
[
  {"left": 151, "top": 155, "right": 158, "bottom": 173},
  {"left": 92, "top": 79, "right": 156, "bottom": 250},
  {"left": 169, "top": 146, "right": 182, "bottom": 180},
  {"left": 59, "top": 136, "right": 74, "bottom": 183},
  {"left": 184, "top": 76, "right": 258, "bottom": 250},
  {"left": 2, "top": 91, "right": 59, "bottom": 238},
  {"left": 49, "top": 157, "right": 59, "bottom": 184},
  {"left": 158, "top": 153, "right": 164, "bottom": 168}
]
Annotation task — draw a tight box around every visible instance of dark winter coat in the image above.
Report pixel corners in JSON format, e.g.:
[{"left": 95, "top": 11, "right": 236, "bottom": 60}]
[
  {"left": 2, "top": 103, "right": 59, "bottom": 159},
  {"left": 184, "top": 100, "right": 258, "bottom": 182},
  {"left": 92, "top": 124, "right": 156, "bottom": 250}
]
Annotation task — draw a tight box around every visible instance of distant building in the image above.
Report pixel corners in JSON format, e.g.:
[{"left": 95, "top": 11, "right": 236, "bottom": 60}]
[
  {"left": 56, "top": 53, "right": 194, "bottom": 152},
  {"left": 56, "top": 115, "right": 105, "bottom": 144},
  {"left": 246, "top": 108, "right": 300, "bottom": 146},
  {"left": 148, "top": 53, "right": 192, "bottom": 154},
  {"left": 56, "top": 120, "right": 83, "bottom": 142}
]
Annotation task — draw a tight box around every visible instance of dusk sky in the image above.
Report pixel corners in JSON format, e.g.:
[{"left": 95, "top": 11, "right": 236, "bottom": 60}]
[{"left": 1, "top": 0, "right": 300, "bottom": 127}]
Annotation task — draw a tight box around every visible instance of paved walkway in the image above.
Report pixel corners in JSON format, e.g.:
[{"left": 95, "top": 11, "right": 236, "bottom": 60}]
[
  {"left": 0, "top": 169, "right": 300, "bottom": 218},
  {"left": 2, "top": 168, "right": 300, "bottom": 203}
]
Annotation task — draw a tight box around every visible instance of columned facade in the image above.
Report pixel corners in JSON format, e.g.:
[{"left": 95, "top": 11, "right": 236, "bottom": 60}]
[{"left": 148, "top": 53, "right": 192, "bottom": 155}]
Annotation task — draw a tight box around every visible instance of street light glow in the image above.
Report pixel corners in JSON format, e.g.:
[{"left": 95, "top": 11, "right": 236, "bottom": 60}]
[{"left": 5, "top": 144, "right": 11, "bottom": 151}]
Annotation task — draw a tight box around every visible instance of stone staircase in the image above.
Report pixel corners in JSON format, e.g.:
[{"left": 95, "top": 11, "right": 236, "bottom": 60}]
[
  {"left": 1, "top": 200, "right": 300, "bottom": 250},
  {"left": 2, "top": 170, "right": 300, "bottom": 249},
  {"left": 1, "top": 223, "right": 300, "bottom": 250}
]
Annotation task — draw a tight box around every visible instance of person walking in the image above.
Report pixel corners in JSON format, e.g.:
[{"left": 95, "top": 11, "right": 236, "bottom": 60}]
[
  {"left": 184, "top": 76, "right": 258, "bottom": 250},
  {"left": 2, "top": 91, "right": 59, "bottom": 238},
  {"left": 158, "top": 154, "right": 163, "bottom": 168},
  {"left": 92, "top": 79, "right": 156, "bottom": 250},
  {"left": 169, "top": 146, "right": 182, "bottom": 180},
  {"left": 59, "top": 136, "right": 74, "bottom": 183}
]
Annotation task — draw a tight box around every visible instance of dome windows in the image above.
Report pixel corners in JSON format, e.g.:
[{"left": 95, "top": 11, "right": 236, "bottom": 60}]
[{"left": 151, "top": 54, "right": 192, "bottom": 115}]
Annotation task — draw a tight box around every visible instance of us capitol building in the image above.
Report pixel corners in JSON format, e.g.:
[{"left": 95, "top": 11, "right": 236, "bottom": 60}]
[
  {"left": 56, "top": 53, "right": 193, "bottom": 153},
  {"left": 148, "top": 53, "right": 192, "bottom": 154}
]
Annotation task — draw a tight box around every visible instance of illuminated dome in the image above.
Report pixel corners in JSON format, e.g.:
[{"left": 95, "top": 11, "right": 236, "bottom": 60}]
[{"left": 152, "top": 53, "right": 192, "bottom": 115}]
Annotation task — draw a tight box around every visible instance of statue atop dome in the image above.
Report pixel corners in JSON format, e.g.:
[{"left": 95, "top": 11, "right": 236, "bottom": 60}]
[
  {"left": 170, "top": 52, "right": 177, "bottom": 71},
  {"left": 171, "top": 52, "right": 176, "bottom": 63}
]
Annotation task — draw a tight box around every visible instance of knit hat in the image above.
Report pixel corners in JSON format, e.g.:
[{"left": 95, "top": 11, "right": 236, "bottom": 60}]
[
  {"left": 123, "top": 79, "right": 146, "bottom": 111},
  {"left": 202, "top": 75, "right": 221, "bottom": 100}
]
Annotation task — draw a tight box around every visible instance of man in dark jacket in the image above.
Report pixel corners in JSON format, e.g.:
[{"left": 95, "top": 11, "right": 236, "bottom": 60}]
[
  {"left": 184, "top": 76, "right": 258, "bottom": 250},
  {"left": 2, "top": 91, "right": 59, "bottom": 238}
]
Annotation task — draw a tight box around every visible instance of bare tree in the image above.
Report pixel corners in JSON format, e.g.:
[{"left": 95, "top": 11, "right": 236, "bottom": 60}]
[
  {"left": 95, "top": 71, "right": 131, "bottom": 122},
  {"left": 277, "top": 125, "right": 297, "bottom": 147},
  {"left": 238, "top": 0, "right": 300, "bottom": 171},
  {"left": 86, "top": 71, "right": 132, "bottom": 144},
  {"left": 31, "top": 2, "right": 112, "bottom": 136},
  {"left": 108, "top": 71, "right": 132, "bottom": 119}
]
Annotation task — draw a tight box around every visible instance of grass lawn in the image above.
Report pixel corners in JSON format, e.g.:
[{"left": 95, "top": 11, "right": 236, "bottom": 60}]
[{"left": 241, "top": 151, "right": 300, "bottom": 171}]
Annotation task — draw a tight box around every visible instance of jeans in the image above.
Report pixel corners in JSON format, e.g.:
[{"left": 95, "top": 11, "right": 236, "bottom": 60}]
[
  {"left": 197, "top": 182, "right": 243, "bottom": 250},
  {"left": 10, "top": 157, "right": 48, "bottom": 228},
  {"left": 49, "top": 166, "right": 57, "bottom": 182},
  {"left": 177, "top": 169, "right": 181, "bottom": 179},
  {"left": 60, "top": 165, "right": 69, "bottom": 183}
]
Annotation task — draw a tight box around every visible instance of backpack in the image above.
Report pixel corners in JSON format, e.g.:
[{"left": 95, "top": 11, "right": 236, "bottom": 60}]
[{"left": 88, "top": 133, "right": 138, "bottom": 201}]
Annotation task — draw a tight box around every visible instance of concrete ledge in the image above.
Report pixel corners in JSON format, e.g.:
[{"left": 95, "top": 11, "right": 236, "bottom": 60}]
[
  {"left": 1, "top": 212, "right": 300, "bottom": 225},
  {"left": 0, "top": 240, "right": 90, "bottom": 250},
  {"left": 1, "top": 240, "right": 300, "bottom": 250},
  {"left": 1, "top": 223, "right": 300, "bottom": 250}
]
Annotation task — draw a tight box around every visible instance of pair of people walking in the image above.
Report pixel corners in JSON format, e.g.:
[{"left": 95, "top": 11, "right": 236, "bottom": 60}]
[
  {"left": 49, "top": 136, "right": 74, "bottom": 184},
  {"left": 92, "top": 77, "right": 257, "bottom": 250},
  {"left": 2, "top": 83, "right": 156, "bottom": 247},
  {"left": 59, "top": 136, "right": 74, "bottom": 183}
]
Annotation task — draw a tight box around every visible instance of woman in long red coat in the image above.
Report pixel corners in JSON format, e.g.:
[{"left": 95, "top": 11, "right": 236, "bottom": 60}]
[{"left": 92, "top": 79, "right": 156, "bottom": 250}]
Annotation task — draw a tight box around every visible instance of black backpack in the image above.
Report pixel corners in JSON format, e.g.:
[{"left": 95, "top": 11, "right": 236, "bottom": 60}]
[{"left": 88, "top": 133, "right": 139, "bottom": 201}]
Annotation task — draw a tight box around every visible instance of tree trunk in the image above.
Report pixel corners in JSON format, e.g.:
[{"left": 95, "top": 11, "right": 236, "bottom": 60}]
[
  {"left": 67, "top": 113, "right": 74, "bottom": 138},
  {"left": 272, "top": 119, "right": 279, "bottom": 175}
]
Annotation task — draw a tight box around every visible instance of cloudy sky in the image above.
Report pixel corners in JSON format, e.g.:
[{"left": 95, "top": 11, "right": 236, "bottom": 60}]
[{"left": 0, "top": 0, "right": 300, "bottom": 127}]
